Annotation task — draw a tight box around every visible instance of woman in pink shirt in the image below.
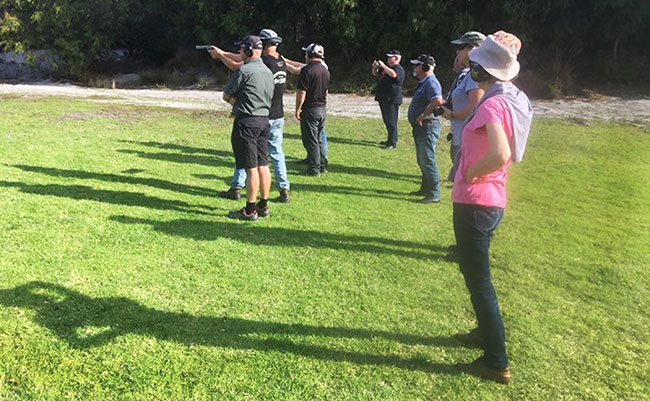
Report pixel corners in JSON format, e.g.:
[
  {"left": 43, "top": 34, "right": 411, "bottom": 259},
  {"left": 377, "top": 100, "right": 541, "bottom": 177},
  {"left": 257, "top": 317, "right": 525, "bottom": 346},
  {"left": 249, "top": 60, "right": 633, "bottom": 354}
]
[{"left": 452, "top": 32, "right": 533, "bottom": 384}]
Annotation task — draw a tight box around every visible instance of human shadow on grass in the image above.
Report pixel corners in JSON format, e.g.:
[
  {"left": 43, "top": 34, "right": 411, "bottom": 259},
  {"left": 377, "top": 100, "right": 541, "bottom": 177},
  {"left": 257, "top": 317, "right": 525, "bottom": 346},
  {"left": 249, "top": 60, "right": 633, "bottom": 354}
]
[
  {"left": 0, "top": 181, "right": 215, "bottom": 215},
  {"left": 290, "top": 182, "right": 410, "bottom": 200},
  {"left": 0, "top": 281, "right": 459, "bottom": 374},
  {"left": 119, "top": 140, "right": 233, "bottom": 158},
  {"left": 283, "top": 133, "right": 379, "bottom": 148},
  {"left": 110, "top": 215, "right": 447, "bottom": 261},
  {"left": 13, "top": 165, "right": 219, "bottom": 198},
  {"left": 117, "top": 148, "right": 233, "bottom": 168}
]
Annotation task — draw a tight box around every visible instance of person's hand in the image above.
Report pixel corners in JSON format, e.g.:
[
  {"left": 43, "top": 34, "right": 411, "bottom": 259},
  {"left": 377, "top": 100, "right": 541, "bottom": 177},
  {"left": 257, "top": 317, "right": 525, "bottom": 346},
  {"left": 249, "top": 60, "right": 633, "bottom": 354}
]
[
  {"left": 377, "top": 60, "right": 386, "bottom": 69},
  {"left": 492, "top": 31, "right": 521, "bottom": 55},
  {"left": 295, "top": 109, "right": 301, "bottom": 121},
  {"left": 441, "top": 105, "right": 453, "bottom": 120},
  {"left": 208, "top": 46, "right": 222, "bottom": 59},
  {"left": 415, "top": 113, "right": 425, "bottom": 126},
  {"left": 465, "top": 166, "right": 486, "bottom": 184}
]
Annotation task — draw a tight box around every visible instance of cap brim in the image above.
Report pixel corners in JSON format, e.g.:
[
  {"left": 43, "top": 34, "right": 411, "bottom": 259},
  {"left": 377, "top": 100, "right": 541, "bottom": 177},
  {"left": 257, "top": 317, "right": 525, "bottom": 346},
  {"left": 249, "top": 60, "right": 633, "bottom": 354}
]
[
  {"left": 410, "top": 60, "right": 423, "bottom": 64},
  {"left": 450, "top": 39, "right": 466, "bottom": 45},
  {"left": 386, "top": 53, "right": 400, "bottom": 57}
]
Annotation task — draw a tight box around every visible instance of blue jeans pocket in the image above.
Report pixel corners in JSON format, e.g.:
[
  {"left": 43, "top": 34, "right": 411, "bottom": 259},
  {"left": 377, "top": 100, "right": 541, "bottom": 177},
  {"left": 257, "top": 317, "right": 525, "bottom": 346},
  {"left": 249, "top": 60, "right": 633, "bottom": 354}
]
[{"left": 473, "top": 207, "right": 503, "bottom": 234}]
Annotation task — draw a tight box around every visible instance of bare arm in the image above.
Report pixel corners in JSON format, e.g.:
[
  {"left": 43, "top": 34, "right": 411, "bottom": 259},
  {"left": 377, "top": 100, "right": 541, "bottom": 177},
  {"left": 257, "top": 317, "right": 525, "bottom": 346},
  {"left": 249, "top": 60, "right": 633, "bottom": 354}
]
[
  {"left": 209, "top": 46, "right": 243, "bottom": 71},
  {"left": 415, "top": 96, "right": 444, "bottom": 126},
  {"left": 442, "top": 88, "right": 485, "bottom": 120},
  {"left": 284, "top": 57, "right": 306, "bottom": 75},
  {"left": 376, "top": 61, "right": 397, "bottom": 79},
  {"left": 465, "top": 122, "right": 512, "bottom": 183},
  {"left": 295, "top": 90, "right": 306, "bottom": 120}
]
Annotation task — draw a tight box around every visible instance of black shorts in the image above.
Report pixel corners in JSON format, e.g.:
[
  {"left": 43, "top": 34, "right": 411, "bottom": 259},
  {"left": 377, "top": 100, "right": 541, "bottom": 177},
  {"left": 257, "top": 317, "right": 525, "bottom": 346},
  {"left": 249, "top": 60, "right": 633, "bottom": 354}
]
[{"left": 231, "top": 115, "right": 270, "bottom": 169}]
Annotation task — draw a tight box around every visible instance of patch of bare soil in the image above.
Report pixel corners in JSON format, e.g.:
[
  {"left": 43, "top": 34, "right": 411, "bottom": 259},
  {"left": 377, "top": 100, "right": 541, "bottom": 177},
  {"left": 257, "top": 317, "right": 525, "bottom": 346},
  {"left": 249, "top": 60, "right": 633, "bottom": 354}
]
[{"left": 1, "top": 83, "right": 649, "bottom": 125}]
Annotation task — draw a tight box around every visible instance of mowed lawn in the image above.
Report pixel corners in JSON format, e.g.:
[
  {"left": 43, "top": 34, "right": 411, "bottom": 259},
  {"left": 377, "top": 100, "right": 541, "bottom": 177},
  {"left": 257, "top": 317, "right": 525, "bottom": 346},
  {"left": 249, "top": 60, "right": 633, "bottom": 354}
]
[{"left": 0, "top": 94, "right": 648, "bottom": 400}]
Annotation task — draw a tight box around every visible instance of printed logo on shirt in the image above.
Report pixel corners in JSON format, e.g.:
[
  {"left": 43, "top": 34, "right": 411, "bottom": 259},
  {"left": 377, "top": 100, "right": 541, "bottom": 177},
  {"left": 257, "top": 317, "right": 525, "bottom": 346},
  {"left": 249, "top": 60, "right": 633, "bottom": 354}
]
[{"left": 273, "top": 71, "right": 286, "bottom": 85}]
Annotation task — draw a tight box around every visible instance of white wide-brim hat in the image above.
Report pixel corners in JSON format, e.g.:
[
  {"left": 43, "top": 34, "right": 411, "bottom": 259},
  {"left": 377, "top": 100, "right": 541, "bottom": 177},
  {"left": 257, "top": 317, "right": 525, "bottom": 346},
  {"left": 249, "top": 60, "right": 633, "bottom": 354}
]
[{"left": 468, "top": 35, "right": 520, "bottom": 81}]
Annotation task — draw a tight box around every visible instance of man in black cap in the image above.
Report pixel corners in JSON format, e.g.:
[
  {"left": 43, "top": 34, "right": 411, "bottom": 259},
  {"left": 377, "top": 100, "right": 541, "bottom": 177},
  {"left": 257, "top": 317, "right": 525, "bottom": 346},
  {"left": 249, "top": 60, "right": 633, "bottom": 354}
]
[
  {"left": 372, "top": 49, "right": 405, "bottom": 149},
  {"left": 295, "top": 43, "right": 330, "bottom": 176},
  {"left": 220, "top": 35, "right": 274, "bottom": 220},
  {"left": 209, "top": 29, "right": 292, "bottom": 204}
]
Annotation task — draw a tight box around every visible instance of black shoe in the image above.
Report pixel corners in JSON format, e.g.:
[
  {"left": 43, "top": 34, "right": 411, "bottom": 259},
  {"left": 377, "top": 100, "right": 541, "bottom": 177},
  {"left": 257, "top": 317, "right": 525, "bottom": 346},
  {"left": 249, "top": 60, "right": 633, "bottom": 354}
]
[
  {"left": 256, "top": 204, "right": 270, "bottom": 218},
  {"left": 457, "top": 356, "right": 511, "bottom": 384},
  {"left": 279, "top": 188, "right": 291, "bottom": 203},
  {"left": 228, "top": 207, "right": 258, "bottom": 221},
  {"left": 299, "top": 170, "right": 320, "bottom": 176},
  {"left": 418, "top": 196, "right": 440, "bottom": 204},
  {"left": 382, "top": 144, "right": 396, "bottom": 150},
  {"left": 454, "top": 327, "right": 484, "bottom": 349},
  {"left": 299, "top": 157, "right": 308, "bottom": 164},
  {"left": 378, "top": 141, "right": 388, "bottom": 146},
  {"left": 320, "top": 168, "right": 328, "bottom": 174},
  {"left": 409, "top": 189, "right": 425, "bottom": 196},
  {"left": 219, "top": 188, "right": 241, "bottom": 201}
]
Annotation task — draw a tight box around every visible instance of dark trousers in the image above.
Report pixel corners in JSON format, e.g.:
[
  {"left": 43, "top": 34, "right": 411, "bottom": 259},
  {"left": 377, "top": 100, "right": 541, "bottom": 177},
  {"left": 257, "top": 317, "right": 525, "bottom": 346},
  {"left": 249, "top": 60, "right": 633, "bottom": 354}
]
[
  {"left": 300, "top": 106, "right": 328, "bottom": 174},
  {"left": 453, "top": 203, "right": 509, "bottom": 369},
  {"left": 379, "top": 102, "right": 399, "bottom": 146}
]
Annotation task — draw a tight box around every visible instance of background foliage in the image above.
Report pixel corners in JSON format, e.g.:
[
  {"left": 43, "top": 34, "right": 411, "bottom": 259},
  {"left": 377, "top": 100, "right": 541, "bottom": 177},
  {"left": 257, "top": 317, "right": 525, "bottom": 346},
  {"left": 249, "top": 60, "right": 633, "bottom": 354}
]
[{"left": 1, "top": 0, "right": 649, "bottom": 95}]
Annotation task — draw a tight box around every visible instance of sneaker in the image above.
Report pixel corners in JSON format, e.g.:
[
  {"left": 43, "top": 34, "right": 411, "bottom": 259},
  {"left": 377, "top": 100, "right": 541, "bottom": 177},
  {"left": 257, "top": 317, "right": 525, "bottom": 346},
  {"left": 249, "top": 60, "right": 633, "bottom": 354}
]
[
  {"left": 256, "top": 204, "right": 270, "bottom": 218},
  {"left": 320, "top": 168, "right": 328, "bottom": 174},
  {"left": 382, "top": 144, "right": 396, "bottom": 150},
  {"left": 279, "top": 188, "right": 291, "bottom": 203},
  {"left": 378, "top": 141, "right": 388, "bottom": 146},
  {"left": 457, "top": 357, "right": 511, "bottom": 384},
  {"left": 455, "top": 327, "right": 484, "bottom": 349},
  {"left": 299, "top": 170, "right": 320, "bottom": 176},
  {"left": 228, "top": 207, "right": 258, "bottom": 221},
  {"left": 409, "top": 189, "right": 425, "bottom": 196},
  {"left": 418, "top": 196, "right": 440, "bottom": 204},
  {"left": 219, "top": 188, "right": 241, "bottom": 201}
]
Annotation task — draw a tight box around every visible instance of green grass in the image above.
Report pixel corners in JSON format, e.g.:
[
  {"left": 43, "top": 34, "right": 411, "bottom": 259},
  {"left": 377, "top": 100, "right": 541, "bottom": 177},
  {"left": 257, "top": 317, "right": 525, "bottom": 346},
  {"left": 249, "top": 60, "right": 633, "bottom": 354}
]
[{"left": 0, "top": 95, "right": 648, "bottom": 400}]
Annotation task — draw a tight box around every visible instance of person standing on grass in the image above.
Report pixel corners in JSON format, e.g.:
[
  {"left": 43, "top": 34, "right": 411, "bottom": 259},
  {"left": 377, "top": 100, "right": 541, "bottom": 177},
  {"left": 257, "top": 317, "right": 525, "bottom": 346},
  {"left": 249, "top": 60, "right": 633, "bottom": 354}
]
[
  {"left": 452, "top": 32, "right": 532, "bottom": 384},
  {"left": 440, "top": 31, "right": 486, "bottom": 182},
  {"left": 210, "top": 29, "right": 292, "bottom": 203},
  {"left": 373, "top": 49, "right": 405, "bottom": 150},
  {"left": 295, "top": 43, "right": 330, "bottom": 176},
  {"left": 219, "top": 35, "right": 274, "bottom": 221},
  {"left": 408, "top": 54, "right": 444, "bottom": 203}
]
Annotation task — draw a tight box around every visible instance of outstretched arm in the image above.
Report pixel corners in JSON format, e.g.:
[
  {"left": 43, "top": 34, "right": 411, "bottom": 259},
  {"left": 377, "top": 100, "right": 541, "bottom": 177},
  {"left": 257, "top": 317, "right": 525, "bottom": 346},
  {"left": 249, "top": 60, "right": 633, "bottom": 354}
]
[
  {"left": 284, "top": 57, "right": 306, "bottom": 75},
  {"left": 209, "top": 46, "right": 244, "bottom": 71}
]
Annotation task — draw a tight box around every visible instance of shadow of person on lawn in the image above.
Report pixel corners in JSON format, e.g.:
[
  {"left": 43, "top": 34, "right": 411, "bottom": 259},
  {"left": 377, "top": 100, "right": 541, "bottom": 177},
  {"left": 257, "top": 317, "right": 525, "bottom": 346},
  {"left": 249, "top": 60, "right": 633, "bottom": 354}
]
[
  {"left": 13, "top": 165, "right": 220, "bottom": 198},
  {"left": 0, "top": 181, "right": 215, "bottom": 215},
  {"left": 0, "top": 281, "right": 459, "bottom": 374},
  {"left": 109, "top": 215, "right": 448, "bottom": 261}
]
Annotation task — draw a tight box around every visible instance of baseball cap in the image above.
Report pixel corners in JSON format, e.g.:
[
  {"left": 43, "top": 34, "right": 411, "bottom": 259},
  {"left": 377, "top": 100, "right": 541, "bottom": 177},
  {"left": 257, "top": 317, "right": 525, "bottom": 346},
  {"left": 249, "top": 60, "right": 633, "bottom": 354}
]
[
  {"left": 258, "top": 29, "right": 283, "bottom": 45},
  {"left": 386, "top": 49, "right": 401, "bottom": 57},
  {"left": 234, "top": 35, "right": 263, "bottom": 50},
  {"left": 450, "top": 31, "right": 486, "bottom": 47},
  {"left": 410, "top": 54, "right": 436, "bottom": 66},
  {"left": 301, "top": 43, "right": 325, "bottom": 58}
]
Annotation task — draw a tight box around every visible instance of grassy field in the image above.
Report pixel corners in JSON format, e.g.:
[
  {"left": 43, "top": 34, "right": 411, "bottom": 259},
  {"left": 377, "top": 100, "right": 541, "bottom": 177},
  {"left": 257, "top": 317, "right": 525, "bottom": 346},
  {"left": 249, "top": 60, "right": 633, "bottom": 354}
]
[{"left": 0, "top": 95, "right": 648, "bottom": 400}]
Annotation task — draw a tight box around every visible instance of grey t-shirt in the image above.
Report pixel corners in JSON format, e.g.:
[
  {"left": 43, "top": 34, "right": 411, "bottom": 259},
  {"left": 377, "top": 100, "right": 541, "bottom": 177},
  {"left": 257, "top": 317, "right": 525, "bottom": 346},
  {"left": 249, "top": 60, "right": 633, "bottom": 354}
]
[
  {"left": 450, "top": 68, "right": 480, "bottom": 145},
  {"left": 224, "top": 58, "right": 274, "bottom": 118}
]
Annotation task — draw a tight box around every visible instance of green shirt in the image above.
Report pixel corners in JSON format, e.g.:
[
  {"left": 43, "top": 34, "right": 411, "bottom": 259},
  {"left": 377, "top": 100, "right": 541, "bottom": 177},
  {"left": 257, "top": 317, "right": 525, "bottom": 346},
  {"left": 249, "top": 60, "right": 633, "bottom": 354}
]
[{"left": 224, "top": 58, "right": 274, "bottom": 118}]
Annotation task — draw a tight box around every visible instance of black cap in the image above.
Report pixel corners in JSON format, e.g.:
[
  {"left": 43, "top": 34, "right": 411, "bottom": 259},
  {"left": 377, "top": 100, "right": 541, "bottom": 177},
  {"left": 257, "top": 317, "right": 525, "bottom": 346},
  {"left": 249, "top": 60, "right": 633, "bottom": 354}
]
[
  {"left": 234, "top": 35, "right": 263, "bottom": 50},
  {"left": 450, "top": 31, "right": 486, "bottom": 47},
  {"left": 410, "top": 54, "right": 436, "bottom": 66},
  {"left": 386, "top": 49, "right": 401, "bottom": 57}
]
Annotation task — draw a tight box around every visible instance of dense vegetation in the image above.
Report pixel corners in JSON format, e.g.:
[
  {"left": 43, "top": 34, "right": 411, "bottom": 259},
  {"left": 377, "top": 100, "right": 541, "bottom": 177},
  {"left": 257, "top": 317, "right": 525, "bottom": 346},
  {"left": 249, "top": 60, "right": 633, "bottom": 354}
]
[{"left": 1, "top": 0, "right": 649, "bottom": 95}]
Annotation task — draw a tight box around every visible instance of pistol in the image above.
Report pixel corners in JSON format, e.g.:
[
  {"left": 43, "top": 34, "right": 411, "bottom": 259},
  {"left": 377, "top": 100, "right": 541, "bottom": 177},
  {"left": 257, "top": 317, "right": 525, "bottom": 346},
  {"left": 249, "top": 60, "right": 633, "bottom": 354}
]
[{"left": 195, "top": 45, "right": 213, "bottom": 51}]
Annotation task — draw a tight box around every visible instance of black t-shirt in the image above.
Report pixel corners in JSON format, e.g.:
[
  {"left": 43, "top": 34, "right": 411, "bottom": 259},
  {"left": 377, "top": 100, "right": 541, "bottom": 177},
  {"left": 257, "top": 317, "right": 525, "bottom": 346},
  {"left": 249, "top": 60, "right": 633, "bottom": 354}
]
[
  {"left": 261, "top": 54, "right": 287, "bottom": 119},
  {"left": 297, "top": 61, "right": 330, "bottom": 108},
  {"left": 374, "top": 63, "right": 404, "bottom": 104}
]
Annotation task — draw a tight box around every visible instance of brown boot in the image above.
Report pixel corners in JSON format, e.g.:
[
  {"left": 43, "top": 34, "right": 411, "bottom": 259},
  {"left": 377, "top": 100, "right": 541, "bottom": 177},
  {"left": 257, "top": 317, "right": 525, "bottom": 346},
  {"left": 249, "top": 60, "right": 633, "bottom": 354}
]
[
  {"left": 455, "top": 327, "right": 484, "bottom": 349},
  {"left": 457, "top": 357, "right": 511, "bottom": 384},
  {"left": 219, "top": 188, "right": 241, "bottom": 201}
]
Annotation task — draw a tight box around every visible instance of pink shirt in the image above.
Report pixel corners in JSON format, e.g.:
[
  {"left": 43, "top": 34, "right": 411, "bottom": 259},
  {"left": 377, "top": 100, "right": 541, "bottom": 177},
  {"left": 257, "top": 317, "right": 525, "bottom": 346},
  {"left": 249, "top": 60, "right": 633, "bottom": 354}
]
[{"left": 452, "top": 96, "right": 514, "bottom": 208}]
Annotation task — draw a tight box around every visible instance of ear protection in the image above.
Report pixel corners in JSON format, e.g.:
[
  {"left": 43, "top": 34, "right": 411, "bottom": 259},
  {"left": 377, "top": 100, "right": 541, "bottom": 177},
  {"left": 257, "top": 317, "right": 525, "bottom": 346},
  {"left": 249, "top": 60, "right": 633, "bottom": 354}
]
[
  {"left": 241, "top": 42, "right": 253, "bottom": 57},
  {"left": 470, "top": 61, "right": 491, "bottom": 82},
  {"left": 422, "top": 62, "right": 431, "bottom": 72}
]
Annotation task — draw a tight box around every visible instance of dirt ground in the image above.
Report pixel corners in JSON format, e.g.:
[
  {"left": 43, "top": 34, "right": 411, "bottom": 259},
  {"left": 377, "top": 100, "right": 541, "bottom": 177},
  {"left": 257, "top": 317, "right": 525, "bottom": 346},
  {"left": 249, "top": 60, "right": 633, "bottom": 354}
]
[{"left": 1, "top": 83, "right": 649, "bottom": 126}]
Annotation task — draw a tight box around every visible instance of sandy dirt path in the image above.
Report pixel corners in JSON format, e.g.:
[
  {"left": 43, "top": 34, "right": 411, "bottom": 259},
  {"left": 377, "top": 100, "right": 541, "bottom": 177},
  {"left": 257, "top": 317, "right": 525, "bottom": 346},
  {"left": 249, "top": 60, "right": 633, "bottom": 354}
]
[{"left": 1, "top": 83, "right": 649, "bottom": 125}]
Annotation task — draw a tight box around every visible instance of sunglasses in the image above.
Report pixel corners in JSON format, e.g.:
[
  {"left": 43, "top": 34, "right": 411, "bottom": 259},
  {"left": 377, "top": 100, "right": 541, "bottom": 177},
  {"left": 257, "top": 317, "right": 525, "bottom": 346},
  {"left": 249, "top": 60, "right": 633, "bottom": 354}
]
[{"left": 456, "top": 44, "right": 472, "bottom": 51}]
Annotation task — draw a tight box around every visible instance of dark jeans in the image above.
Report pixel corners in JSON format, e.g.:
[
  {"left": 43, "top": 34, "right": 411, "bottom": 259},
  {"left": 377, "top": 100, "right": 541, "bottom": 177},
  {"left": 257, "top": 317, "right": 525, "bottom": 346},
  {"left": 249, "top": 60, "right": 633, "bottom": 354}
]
[
  {"left": 379, "top": 101, "right": 399, "bottom": 146},
  {"left": 453, "top": 202, "right": 508, "bottom": 370},
  {"left": 448, "top": 143, "right": 461, "bottom": 181},
  {"left": 300, "top": 106, "right": 328, "bottom": 174}
]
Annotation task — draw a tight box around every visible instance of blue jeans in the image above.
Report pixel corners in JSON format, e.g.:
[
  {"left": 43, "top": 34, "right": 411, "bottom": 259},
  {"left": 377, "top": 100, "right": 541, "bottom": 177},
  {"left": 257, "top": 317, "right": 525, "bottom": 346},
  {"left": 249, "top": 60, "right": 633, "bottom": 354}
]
[
  {"left": 231, "top": 117, "right": 289, "bottom": 191},
  {"left": 412, "top": 120, "right": 441, "bottom": 200},
  {"left": 453, "top": 203, "right": 508, "bottom": 370},
  {"left": 379, "top": 102, "right": 399, "bottom": 146},
  {"left": 321, "top": 129, "right": 328, "bottom": 159}
]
